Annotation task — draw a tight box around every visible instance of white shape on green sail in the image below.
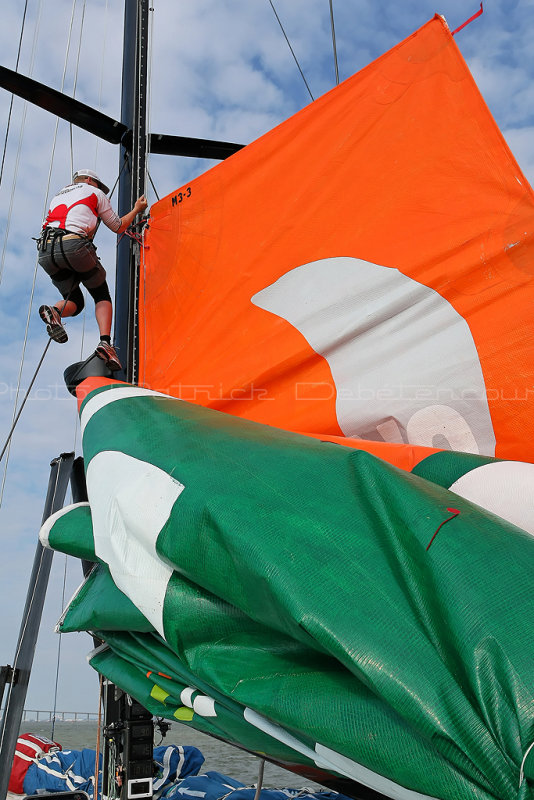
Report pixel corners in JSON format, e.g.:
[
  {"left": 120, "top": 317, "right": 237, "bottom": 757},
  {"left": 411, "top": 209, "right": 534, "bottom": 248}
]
[
  {"left": 314, "top": 743, "right": 439, "bottom": 800},
  {"left": 449, "top": 461, "right": 534, "bottom": 535},
  {"left": 181, "top": 687, "right": 196, "bottom": 707},
  {"left": 252, "top": 258, "right": 496, "bottom": 455},
  {"left": 39, "top": 501, "right": 90, "bottom": 547},
  {"left": 192, "top": 696, "right": 217, "bottom": 717},
  {"left": 243, "top": 708, "right": 438, "bottom": 800},
  {"left": 178, "top": 687, "right": 216, "bottom": 717},
  {"left": 80, "top": 386, "right": 171, "bottom": 434},
  {"left": 86, "top": 450, "right": 184, "bottom": 635}
]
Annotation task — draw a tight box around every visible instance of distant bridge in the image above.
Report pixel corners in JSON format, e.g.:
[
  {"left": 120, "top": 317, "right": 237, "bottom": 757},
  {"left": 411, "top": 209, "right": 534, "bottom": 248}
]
[{"left": 2, "top": 709, "right": 99, "bottom": 722}]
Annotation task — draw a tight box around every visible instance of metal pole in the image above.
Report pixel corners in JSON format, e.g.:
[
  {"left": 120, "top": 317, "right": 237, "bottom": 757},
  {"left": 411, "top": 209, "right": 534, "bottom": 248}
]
[
  {"left": 115, "top": 0, "right": 148, "bottom": 384},
  {"left": 0, "top": 452, "right": 74, "bottom": 799}
]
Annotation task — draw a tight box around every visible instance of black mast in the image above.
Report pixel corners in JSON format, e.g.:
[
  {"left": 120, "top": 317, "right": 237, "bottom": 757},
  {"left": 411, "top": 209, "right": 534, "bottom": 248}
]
[{"left": 115, "top": 0, "right": 149, "bottom": 384}]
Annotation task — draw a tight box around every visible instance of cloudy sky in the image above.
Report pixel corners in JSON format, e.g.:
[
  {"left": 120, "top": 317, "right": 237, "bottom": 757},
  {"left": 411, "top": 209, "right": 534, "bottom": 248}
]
[{"left": 0, "top": 0, "right": 533, "bottom": 717}]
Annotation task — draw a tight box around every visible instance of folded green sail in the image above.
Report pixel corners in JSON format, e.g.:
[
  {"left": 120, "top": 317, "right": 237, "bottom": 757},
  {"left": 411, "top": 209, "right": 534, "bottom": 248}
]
[
  {"left": 41, "top": 381, "right": 534, "bottom": 800},
  {"left": 57, "top": 564, "right": 154, "bottom": 634}
]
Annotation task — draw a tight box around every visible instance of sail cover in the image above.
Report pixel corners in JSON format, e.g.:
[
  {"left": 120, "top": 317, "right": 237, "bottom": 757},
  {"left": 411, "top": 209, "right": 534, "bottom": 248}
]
[{"left": 139, "top": 14, "right": 534, "bottom": 464}]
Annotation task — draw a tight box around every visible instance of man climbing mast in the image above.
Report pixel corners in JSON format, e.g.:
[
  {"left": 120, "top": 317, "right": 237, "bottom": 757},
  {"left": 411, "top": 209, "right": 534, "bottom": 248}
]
[{"left": 37, "top": 168, "right": 148, "bottom": 371}]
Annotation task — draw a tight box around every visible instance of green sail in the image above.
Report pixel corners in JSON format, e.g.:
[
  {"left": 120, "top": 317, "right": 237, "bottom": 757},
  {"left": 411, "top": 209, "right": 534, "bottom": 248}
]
[{"left": 42, "top": 382, "right": 534, "bottom": 800}]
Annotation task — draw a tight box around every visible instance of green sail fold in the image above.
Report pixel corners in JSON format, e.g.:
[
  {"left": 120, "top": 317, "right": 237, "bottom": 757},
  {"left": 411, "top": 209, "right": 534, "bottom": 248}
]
[{"left": 42, "top": 382, "right": 534, "bottom": 800}]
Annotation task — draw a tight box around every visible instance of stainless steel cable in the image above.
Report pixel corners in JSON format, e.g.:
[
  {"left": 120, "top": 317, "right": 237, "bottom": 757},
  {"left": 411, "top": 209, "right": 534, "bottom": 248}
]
[
  {"left": 329, "top": 0, "right": 340, "bottom": 85},
  {"left": 0, "top": 0, "right": 29, "bottom": 186},
  {"left": 0, "top": 0, "right": 79, "bottom": 506},
  {"left": 267, "top": 0, "right": 314, "bottom": 101}
]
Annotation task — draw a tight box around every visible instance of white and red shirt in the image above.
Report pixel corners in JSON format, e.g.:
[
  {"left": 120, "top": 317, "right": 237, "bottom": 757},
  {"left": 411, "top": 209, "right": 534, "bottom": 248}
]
[{"left": 43, "top": 182, "right": 121, "bottom": 237}]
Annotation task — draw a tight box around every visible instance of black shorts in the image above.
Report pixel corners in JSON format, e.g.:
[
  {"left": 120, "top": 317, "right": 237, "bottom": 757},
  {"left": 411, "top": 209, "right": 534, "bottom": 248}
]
[{"left": 38, "top": 235, "right": 107, "bottom": 297}]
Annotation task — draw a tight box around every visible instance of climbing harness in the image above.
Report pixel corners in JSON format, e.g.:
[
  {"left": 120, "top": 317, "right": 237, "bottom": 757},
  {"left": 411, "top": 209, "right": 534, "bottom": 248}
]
[
  {"left": 36, "top": 227, "right": 104, "bottom": 301},
  {"left": 36, "top": 226, "right": 88, "bottom": 267}
]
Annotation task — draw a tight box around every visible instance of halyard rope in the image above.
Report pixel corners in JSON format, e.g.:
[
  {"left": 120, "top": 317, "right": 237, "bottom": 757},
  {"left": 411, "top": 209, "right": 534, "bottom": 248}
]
[{"left": 253, "top": 758, "right": 265, "bottom": 800}]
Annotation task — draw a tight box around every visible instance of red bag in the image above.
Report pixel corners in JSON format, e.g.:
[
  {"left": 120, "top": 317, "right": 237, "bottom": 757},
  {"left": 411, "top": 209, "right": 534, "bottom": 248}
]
[{"left": 8, "top": 732, "right": 61, "bottom": 793}]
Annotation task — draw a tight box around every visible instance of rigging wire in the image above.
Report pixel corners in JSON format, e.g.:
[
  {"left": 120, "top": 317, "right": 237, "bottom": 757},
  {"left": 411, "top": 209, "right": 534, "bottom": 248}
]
[
  {"left": 147, "top": 168, "right": 160, "bottom": 201},
  {"left": 94, "top": 0, "right": 110, "bottom": 169},
  {"left": 69, "top": 0, "right": 87, "bottom": 179},
  {"left": 94, "top": 675, "right": 104, "bottom": 800},
  {"left": 50, "top": 552, "right": 70, "bottom": 741},
  {"left": 146, "top": 1, "right": 155, "bottom": 199},
  {"left": 0, "top": 0, "right": 29, "bottom": 187},
  {"left": 0, "top": 341, "right": 51, "bottom": 464},
  {"left": 329, "top": 0, "right": 340, "bottom": 86},
  {"left": 0, "top": 0, "right": 46, "bottom": 505},
  {"left": 0, "top": 0, "right": 79, "bottom": 506},
  {"left": 267, "top": 0, "right": 314, "bottom": 102},
  {"left": 72, "top": 0, "right": 111, "bottom": 447},
  {"left": 0, "top": 0, "right": 42, "bottom": 287},
  {"left": 69, "top": 0, "right": 91, "bottom": 456}
]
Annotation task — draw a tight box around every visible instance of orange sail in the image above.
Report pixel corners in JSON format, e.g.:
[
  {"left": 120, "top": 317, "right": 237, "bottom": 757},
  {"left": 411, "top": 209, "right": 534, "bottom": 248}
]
[{"left": 139, "top": 14, "right": 534, "bottom": 464}]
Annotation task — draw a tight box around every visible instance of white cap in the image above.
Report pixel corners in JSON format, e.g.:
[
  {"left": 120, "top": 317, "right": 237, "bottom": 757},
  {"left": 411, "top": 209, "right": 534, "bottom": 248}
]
[{"left": 72, "top": 169, "right": 110, "bottom": 195}]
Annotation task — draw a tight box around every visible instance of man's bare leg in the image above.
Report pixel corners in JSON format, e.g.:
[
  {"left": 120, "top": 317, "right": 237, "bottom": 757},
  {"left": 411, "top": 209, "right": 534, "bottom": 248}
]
[{"left": 94, "top": 299, "right": 113, "bottom": 338}]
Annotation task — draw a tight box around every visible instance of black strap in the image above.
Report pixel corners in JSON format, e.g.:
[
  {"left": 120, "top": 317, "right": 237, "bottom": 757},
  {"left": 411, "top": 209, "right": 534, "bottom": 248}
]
[{"left": 55, "top": 233, "right": 75, "bottom": 272}]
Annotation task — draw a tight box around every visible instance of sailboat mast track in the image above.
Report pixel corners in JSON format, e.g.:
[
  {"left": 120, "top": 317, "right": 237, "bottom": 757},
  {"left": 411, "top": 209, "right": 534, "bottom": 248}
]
[{"left": 115, "top": 0, "right": 149, "bottom": 384}]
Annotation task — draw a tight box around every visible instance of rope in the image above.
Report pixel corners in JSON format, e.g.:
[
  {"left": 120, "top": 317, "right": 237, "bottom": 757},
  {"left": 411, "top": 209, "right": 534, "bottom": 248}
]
[
  {"left": 0, "top": 0, "right": 80, "bottom": 505},
  {"left": 0, "top": 253, "right": 41, "bottom": 507},
  {"left": 64, "top": 0, "right": 89, "bottom": 457},
  {"left": 50, "top": 550, "right": 70, "bottom": 741},
  {"left": 253, "top": 758, "right": 265, "bottom": 800},
  {"left": 139, "top": 222, "right": 148, "bottom": 383},
  {"left": 69, "top": 0, "right": 87, "bottom": 178},
  {"left": 94, "top": 0, "right": 110, "bottom": 168},
  {"left": 94, "top": 674, "right": 103, "bottom": 800},
  {"left": 108, "top": 154, "right": 129, "bottom": 202},
  {"left": 0, "top": 0, "right": 43, "bottom": 287},
  {"left": 0, "top": 340, "right": 51, "bottom": 464},
  {"left": 328, "top": 0, "right": 339, "bottom": 85},
  {"left": 267, "top": 0, "right": 314, "bottom": 101},
  {"left": 0, "top": 0, "right": 29, "bottom": 186},
  {"left": 1, "top": 0, "right": 122, "bottom": 486},
  {"left": 147, "top": 168, "right": 160, "bottom": 201},
  {"left": 146, "top": 2, "right": 155, "bottom": 198},
  {"left": 0, "top": 285, "right": 73, "bottom": 466}
]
